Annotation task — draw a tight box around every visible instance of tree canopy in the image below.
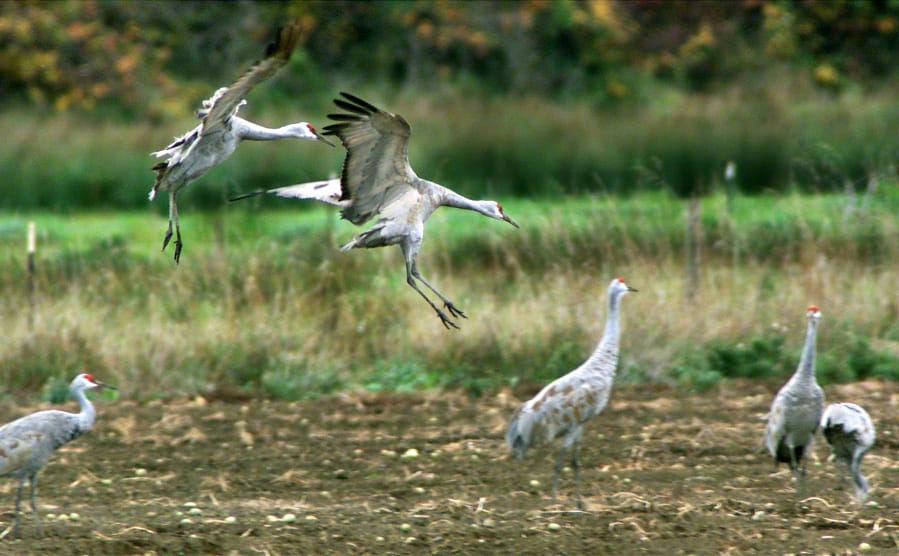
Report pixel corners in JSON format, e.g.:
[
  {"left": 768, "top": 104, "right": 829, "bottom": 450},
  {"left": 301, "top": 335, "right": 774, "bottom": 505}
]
[{"left": 2, "top": 0, "right": 897, "bottom": 116}]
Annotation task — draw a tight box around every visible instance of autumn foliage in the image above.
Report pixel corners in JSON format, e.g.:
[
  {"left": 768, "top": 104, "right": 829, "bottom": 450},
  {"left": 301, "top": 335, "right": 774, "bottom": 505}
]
[{"left": 1, "top": 0, "right": 897, "bottom": 116}]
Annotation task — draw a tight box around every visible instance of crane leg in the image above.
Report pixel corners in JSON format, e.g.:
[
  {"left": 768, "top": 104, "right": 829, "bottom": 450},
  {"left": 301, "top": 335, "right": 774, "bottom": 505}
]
[
  {"left": 572, "top": 443, "right": 584, "bottom": 510},
  {"left": 28, "top": 475, "right": 41, "bottom": 537},
  {"left": 790, "top": 447, "right": 805, "bottom": 500},
  {"left": 410, "top": 260, "right": 467, "bottom": 321},
  {"left": 11, "top": 478, "right": 24, "bottom": 538},
  {"left": 551, "top": 446, "right": 567, "bottom": 505},
  {"left": 162, "top": 190, "right": 184, "bottom": 264},
  {"left": 404, "top": 260, "right": 460, "bottom": 329}
]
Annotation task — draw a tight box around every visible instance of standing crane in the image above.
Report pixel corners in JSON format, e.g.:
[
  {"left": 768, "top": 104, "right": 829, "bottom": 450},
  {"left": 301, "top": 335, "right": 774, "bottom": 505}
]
[
  {"left": 150, "top": 20, "right": 334, "bottom": 263},
  {"left": 231, "top": 92, "right": 519, "bottom": 329},
  {"left": 0, "top": 374, "right": 115, "bottom": 538},
  {"left": 821, "top": 402, "right": 875, "bottom": 502},
  {"left": 505, "top": 277, "right": 637, "bottom": 508},
  {"left": 764, "top": 305, "right": 825, "bottom": 499}
]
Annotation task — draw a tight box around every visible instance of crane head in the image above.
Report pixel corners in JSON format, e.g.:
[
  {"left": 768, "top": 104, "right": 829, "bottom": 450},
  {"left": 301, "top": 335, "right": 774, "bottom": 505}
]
[
  {"left": 287, "top": 123, "right": 336, "bottom": 147},
  {"left": 610, "top": 277, "right": 638, "bottom": 295},
  {"left": 72, "top": 373, "right": 117, "bottom": 392},
  {"left": 482, "top": 202, "right": 519, "bottom": 228},
  {"left": 806, "top": 305, "right": 821, "bottom": 320}
]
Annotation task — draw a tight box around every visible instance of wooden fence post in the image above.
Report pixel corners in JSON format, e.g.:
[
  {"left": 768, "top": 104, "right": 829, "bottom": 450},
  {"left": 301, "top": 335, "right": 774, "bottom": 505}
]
[{"left": 27, "top": 221, "right": 36, "bottom": 332}]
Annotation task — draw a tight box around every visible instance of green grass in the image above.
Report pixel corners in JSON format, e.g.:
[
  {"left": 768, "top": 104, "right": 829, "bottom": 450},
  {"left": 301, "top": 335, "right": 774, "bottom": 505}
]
[
  {"left": 1, "top": 188, "right": 898, "bottom": 399},
  {"left": 2, "top": 83, "right": 898, "bottom": 211}
]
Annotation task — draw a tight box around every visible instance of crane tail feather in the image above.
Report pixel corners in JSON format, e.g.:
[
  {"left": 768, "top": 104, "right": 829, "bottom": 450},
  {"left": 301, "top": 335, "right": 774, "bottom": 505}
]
[{"left": 505, "top": 406, "right": 534, "bottom": 460}]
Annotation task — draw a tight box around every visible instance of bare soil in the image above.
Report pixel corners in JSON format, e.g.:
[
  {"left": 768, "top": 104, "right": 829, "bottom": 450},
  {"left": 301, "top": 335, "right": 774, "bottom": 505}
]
[{"left": 0, "top": 380, "right": 897, "bottom": 555}]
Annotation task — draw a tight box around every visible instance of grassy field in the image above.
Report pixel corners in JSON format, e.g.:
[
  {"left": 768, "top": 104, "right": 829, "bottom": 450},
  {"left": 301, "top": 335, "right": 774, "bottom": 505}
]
[
  {"left": 1, "top": 188, "right": 898, "bottom": 401},
  {"left": 3, "top": 82, "right": 899, "bottom": 211}
]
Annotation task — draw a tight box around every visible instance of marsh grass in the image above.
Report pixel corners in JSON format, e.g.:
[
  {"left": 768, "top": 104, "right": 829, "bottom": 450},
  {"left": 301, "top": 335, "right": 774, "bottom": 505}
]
[{"left": 1, "top": 187, "right": 897, "bottom": 399}]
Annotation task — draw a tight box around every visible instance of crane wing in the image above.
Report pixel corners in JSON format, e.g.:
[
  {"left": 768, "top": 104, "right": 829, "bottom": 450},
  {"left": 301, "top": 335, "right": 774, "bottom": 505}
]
[
  {"left": 322, "top": 92, "right": 415, "bottom": 226},
  {"left": 199, "top": 20, "right": 303, "bottom": 135},
  {"left": 230, "top": 178, "right": 345, "bottom": 207}
]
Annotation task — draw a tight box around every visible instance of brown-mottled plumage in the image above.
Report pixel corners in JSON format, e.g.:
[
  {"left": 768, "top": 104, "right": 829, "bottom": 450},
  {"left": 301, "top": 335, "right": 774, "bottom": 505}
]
[
  {"left": 506, "top": 277, "right": 636, "bottom": 508},
  {"left": 0, "top": 374, "right": 115, "bottom": 538},
  {"left": 764, "top": 306, "right": 825, "bottom": 499},
  {"left": 150, "top": 20, "right": 333, "bottom": 263}
]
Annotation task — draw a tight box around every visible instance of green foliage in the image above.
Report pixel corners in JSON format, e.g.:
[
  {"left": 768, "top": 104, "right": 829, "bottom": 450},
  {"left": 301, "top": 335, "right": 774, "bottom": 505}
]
[
  {"left": 364, "top": 359, "right": 440, "bottom": 394},
  {"left": 706, "top": 336, "right": 787, "bottom": 379},
  {"left": 261, "top": 363, "right": 345, "bottom": 401}
]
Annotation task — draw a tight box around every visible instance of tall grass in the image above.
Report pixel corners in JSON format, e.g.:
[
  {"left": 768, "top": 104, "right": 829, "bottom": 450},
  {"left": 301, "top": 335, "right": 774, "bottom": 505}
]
[
  {"left": 1, "top": 189, "right": 897, "bottom": 399},
  {"left": 2, "top": 80, "right": 898, "bottom": 210}
]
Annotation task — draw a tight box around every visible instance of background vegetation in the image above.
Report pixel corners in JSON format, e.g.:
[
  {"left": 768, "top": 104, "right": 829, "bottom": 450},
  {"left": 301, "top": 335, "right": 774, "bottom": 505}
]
[{"left": 0, "top": 1, "right": 897, "bottom": 398}]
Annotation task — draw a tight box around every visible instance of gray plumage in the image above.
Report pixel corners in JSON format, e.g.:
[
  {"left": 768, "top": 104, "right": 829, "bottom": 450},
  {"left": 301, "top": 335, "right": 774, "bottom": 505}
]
[
  {"left": 149, "top": 20, "right": 334, "bottom": 263},
  {"left": 764, "top": 306, "right": 825, "bottom": 499},
  {"left": 0, "top": 374, "right": 114, "bottom": 538},
  {"left": 821, "top": 402, "right": 875, "bottom": 502},
  {"left": 506, "top": 277, "right": 636, "bottom": 508},
  {"left": 232, "top": 92, "right": 519, "bottom": 329}
]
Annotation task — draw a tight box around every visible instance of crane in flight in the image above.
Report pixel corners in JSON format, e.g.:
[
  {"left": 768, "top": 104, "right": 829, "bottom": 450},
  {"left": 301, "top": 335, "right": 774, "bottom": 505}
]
[
  {"left": 231, "top": 92, "right": 519, "bottom": 329},
  {"left": 150, "top": 20, "right": 334, "bottom": 263},
  {"left": 505, "top": 277, "right": 636, "bottom": 508},
  {"left": 0, "top": 374, "right": 115, "bottom": 538}
]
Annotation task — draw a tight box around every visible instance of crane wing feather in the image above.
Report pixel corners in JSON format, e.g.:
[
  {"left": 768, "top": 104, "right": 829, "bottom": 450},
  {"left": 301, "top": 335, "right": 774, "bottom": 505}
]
[
  {"left": 199, "top": 20, "right": 302, "bottom": 135},
  {"left": 322, "top": 92, "right": 414, "bottom": 225}
]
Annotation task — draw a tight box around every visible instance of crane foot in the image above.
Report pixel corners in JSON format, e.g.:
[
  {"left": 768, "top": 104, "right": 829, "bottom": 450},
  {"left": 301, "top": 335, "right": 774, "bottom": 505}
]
[
  {"left": 435, "top": 309, "right": 460, "bottom": 330},
  {"left": 444, "top": 302, "right": 467, "bottom": 320},
  {"left": 161, "top": 228, "right": 173, "bottom": 253},
  {"left": 173, "top": 240, "right": 183, "bottom": 264}
]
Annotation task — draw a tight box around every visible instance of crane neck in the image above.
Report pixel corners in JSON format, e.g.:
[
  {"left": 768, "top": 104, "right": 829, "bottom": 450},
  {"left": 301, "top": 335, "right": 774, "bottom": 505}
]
[
  {"left": 438, "top": 185, "right": 488, "bottom": 215},
  {"left": 796, "top": 318, "right": 819, "bottom": 381},
  {"left": 72, "top": 387, "right": 97, "bottom": 433},
  {"left": 598, "top": 291, "right": 624, "bottom": 353},
  {"left": 234, "top": 118, "right": 300, "bottom": 141}
]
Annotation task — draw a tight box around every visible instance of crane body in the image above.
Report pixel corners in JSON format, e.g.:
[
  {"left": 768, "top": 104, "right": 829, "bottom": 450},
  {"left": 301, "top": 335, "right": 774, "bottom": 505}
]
[
  {"left": 232, "top": 92, "right": 518, "bottom": 329},
  {"left": 506, "top": 277, "right": 636, "bottom": 508},
  {"left": 821, "top": 402, "right": 875, "bottom": 502},
  {"left": 0, "top": 374, "right": 115, "bottom": 538},
  {"left": 150, "top": 21, "right": 333, "bottom": 263},
  {"left": 764, "top": 306, "right": 825, "bottom": 499}
]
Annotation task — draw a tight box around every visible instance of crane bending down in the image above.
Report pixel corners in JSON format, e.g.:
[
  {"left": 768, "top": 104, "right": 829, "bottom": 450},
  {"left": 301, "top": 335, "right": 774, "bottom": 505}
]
[
  {"left": 821, "top": 402, "right": 875, "bottom": 503},
  {"left": 505, "top": 277, "right": 636, "bottom": 508},
  {"left": 764, "top": 306, "right": 825, "bottom": 499},
  {"left": 231, "top": 92, "right": 519, "bottom": 329},
  {"left": 0, "top": 374, "right": 115, "bottom": 538},
  {"left": 150, "top": 20, "right": 334, "bottom": 263}
]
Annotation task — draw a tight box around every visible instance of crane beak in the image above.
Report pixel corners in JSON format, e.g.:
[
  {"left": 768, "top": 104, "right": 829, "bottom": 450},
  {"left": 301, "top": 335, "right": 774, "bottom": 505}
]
[
  {"left": 502, "top": 214, "right": 520, "bottom": 228},
  {"left": 314, "top": 131, "right": 336, "bottom": 147},
  {"left": 93, "top": 380, "right": 118, "bottom": 391},
  {"left": 627, "top": 285, "right": 639, "bottom": 292}
]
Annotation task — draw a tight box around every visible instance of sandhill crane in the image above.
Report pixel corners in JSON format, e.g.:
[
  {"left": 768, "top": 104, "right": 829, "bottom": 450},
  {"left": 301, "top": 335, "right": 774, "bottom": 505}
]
[
  {"left": 764, "top": 305, "right": 825, "bottom": 499},
  {"left": 0, "top": 374, "right": 115, "bottom": 538},
  {"left": 150, "top": 20, "right": 334, "bottom": 263},
  {"left": 231, "top": 92, "right": 519, "bottom": 329},
  {"left": 505, "top": 277, "right": 636, "bottom": 508},
  {"left": 821, "top": 402, "right": 875, "bottom": 502}
]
